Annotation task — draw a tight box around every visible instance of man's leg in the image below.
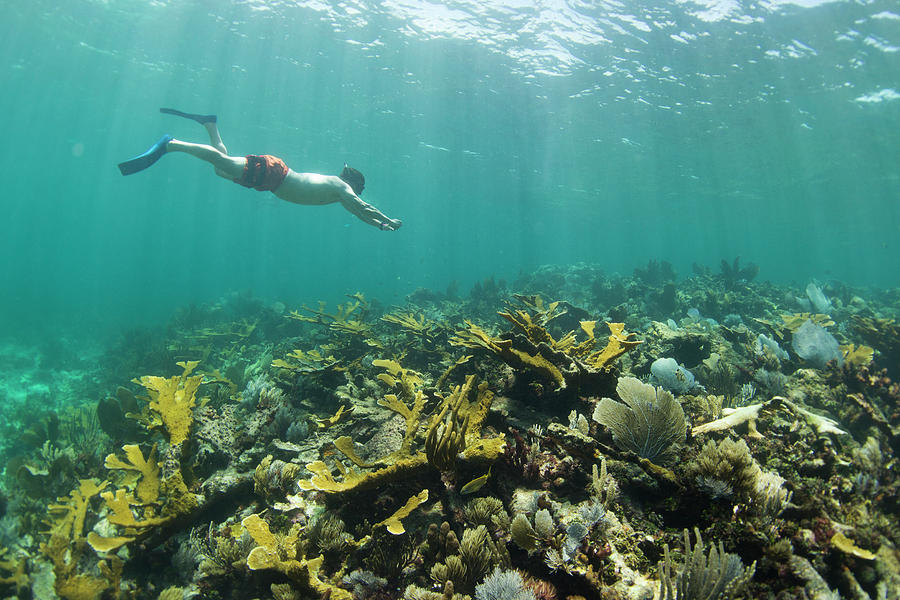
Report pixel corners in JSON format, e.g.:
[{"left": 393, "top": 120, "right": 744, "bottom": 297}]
[
  {"left": 201, "top": 124, "right": 234, "bottom": 178},
  {"left": 160, "top": 107, "right": 231, "bottom": 172},
  {"left": 119, "top": 109, "right": 243, "bottom": 177},
  {"left": 202, "top": 122, "right": 227, "bottom": 154},
  {"left": 165, "top": 140, "right": 245, "bottom": 180}
]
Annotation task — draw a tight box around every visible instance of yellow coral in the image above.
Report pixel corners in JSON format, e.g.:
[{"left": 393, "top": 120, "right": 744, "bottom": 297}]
[
  {"left": 290, "top": 293, "right": 368, "bottom": 325},
  {"left": 425, "top": 388, "right": 471, "bottom": 473},
  {"left": 86, "top": 532, "right": 134, "bottom": 554},
  {"left": 375, "top": 490, "right": 429, "bottom": 535},
  {"left": 451, "top": 321, "right": 565, "bottom": 387},
  {"left": 299, "top": 371, "right": 504, "bottom": 493},
  {"left": 374, "top": 358, "right": 425, "bottom": 401},
  {"left": 584, "top": 322, "right": 643, "bottom": 370},
  {"left": 840, "top": 343, "right": 874, "bottom": 368},
  {"left": 41, "top": 479, "right": 117, "bottom": 600},
  {"left": 134, "top": 361, "right": 202, "bottom": 445},
  {"left": 425, "top": 376, "right": 497, "bottom": 472},
  {"left": 378, "top": 392, "right": 426, "bottom": 455},
  {"left": 55, "top": 573, "right": 109, "bottom": 600},
  {"left": 289, "top": 294, "right": 378, "bottom": 341},
  {"left": 831, "top": 531, "right": 876, "bottom": 560},
  {"left": 101, "top": 488, "right": 167, "bottom": 530},
  {"left": 381, "top": 311, "right": 438, "bottom": 337},
  {"left": 45, "top": 479, "right": 108, "bottom": 542},
  {"left": 272, "top": 348, "right": 340, "bottom": 373},
  {"left": 242, "top": 514, "right": 352, "bottom": 600},
  {"left": 188, "top": 319, "right": 256, "bottom": 342},
  {"left": 781, "top": 313, "right": 835, "bottom": 332},
  {"left": 298, "top": 455, "right": 429, "bottom": 493},
  {"left": 316, "top": 405, "right": 354, "bottom": 429},
  {"left": 0, "top": 547, "right": 28, "bottom": 590},
  {"left": 333, "top": 436, "right": 374, "bottom": 468},
  {"left": 159, "top": 470, "right": 199, "bottom": 517},
  {"left": 375, "top": 359, "right": 428, "bottom": 454},
  {"left": 104, "top": 444, "right": 160, "bottom": 504},
  {"left": 499, "top": 306, "right": 558, "bottom": 346},
  {"left": 451, "top": 313, "right": 639, "bottom": 388},
  {"left": 88, "top": 448, "right": 197, "bottom": 554}
]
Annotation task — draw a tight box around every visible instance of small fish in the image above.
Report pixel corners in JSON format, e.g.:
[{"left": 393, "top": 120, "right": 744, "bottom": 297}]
[{"left": 460, "top": 466, "right": 492, "bottom": 495}]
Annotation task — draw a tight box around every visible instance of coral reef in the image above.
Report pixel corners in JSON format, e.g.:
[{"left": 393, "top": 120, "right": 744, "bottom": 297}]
[{"left": 1, "top": 262, "right": 899, "bottom": 600}]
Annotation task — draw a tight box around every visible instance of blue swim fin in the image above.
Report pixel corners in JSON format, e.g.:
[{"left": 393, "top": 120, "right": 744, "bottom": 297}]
[
  {"left": 160, "top": 107, "right": 217, "bottom": 124},
  {"left": 118, "top": 134, "right": 173, "bottom": 176}
]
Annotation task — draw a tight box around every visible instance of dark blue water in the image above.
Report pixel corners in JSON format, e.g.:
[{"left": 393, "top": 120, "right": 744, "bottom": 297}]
[{"left": 2, "top": 0, "right": 898, "bottom": 341}]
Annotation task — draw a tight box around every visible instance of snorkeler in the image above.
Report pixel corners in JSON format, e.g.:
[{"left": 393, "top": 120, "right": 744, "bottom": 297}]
[{"left": 118, "top": 108, "right": 402, "bottom": 231}]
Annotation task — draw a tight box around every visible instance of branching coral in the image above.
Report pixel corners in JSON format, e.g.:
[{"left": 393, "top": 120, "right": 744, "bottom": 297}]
[
  {"left": 852, "top": 316, "right": 900, "bottom": 374},
  {"left": 450, "top": 296, "right": 640, "bottom": 394},
  {"left": 0, "top": 547, "right": 28, "bottom": 594},
  {"left": 425, "top": 379, "right": 477, "bottom": 473},
  {"left": 289, "top": 293, "right": 379, "bottom": 342},
  {"left": 132, "top": 360, "right": 203, "bottom": 446},
  {"left": 297, "top": 368, "right": 504, "bottom": 493},
  {"left": 289, "top": 293, "right": 369, "bottom": 328},
  {"left": 241, "top": 489, "right": 428, "bottom": 598},
  {"left": 431, "top": 524, "right": 506, "bottom": 593},
  {"left": 272, "top": 348, "right": 341, "bottom": 374},
  {"left": 452, "top": 320, "right": 566, "bottom": 387},
  {"left": 103, "top": 444, "right": 161, "bottom": 504},
  {"left": 277, "top": 294, "right": 384, "bottom": 376},
  {"left": 381, "top": 311, "right": 448, "bottom": 357},
  {"left": 658, "top": 528, "right": 755, "bottom": 600},
  {"left": 35, "top": 359, "right": 217, "bottom": 599},
  {"left": 239, "top": 513, "right": 352, "bottom": 600},
  {"left": 40, "top": 479, "right": 118, "bottom": 599},
  {"left": 691, "top": 396, "right": 846, "bottom": 438},
  {"left": 85, "top": 443, "right": 199, "bottom": 555},
  {"left": 374, "top": 358, "right": 424, "bottom": 406},
  {"left": 376, "top": 489, "right": 429, "bottom": 535}
]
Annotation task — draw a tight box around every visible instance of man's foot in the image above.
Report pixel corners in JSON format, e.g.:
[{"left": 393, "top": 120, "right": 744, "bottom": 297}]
[
  {"left": 160, "top": 107, "right": 217, "bottom": 125},
  {"left": 117, "top": 134, "right": 174, "bottom": 175}
]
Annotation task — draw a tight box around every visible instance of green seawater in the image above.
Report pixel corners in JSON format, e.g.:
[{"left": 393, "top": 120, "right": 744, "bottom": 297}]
[{"left": 1, "top": 0, "right": 898, "bottom": 341}]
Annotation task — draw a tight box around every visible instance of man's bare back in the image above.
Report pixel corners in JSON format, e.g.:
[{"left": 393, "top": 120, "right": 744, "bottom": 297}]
[{"left": 118, "top": 108, "right": 402, "bottom": 231}]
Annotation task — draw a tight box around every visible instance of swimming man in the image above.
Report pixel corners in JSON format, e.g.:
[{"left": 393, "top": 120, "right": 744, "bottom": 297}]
[{"left": 118, "top": 108, "right": 402, "bottom": 231}]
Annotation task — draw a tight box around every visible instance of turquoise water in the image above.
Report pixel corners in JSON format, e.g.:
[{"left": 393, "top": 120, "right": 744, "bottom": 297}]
[{"left": 1, "top": 0, "right": 898, "bottom": 341}]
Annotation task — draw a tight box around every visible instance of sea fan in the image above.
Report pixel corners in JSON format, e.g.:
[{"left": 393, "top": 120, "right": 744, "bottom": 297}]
[{"left": 592, "top": 377, "right": 686, "bottom": 463}]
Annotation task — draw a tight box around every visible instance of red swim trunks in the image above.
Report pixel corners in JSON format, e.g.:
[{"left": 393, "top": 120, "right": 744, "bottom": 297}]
[{"left": 234, "top": 154, "right": 289, "bottom": 192}]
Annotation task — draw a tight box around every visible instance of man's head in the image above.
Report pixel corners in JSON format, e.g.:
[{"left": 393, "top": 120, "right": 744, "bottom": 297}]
[{"left": 339, "top": 164, "right": 365, "bottom": 196}]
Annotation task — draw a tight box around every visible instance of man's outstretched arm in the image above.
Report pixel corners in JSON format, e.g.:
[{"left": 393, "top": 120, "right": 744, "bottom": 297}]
[{"left": 341, "top": 193, "right": 402, "bottom": 230}]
